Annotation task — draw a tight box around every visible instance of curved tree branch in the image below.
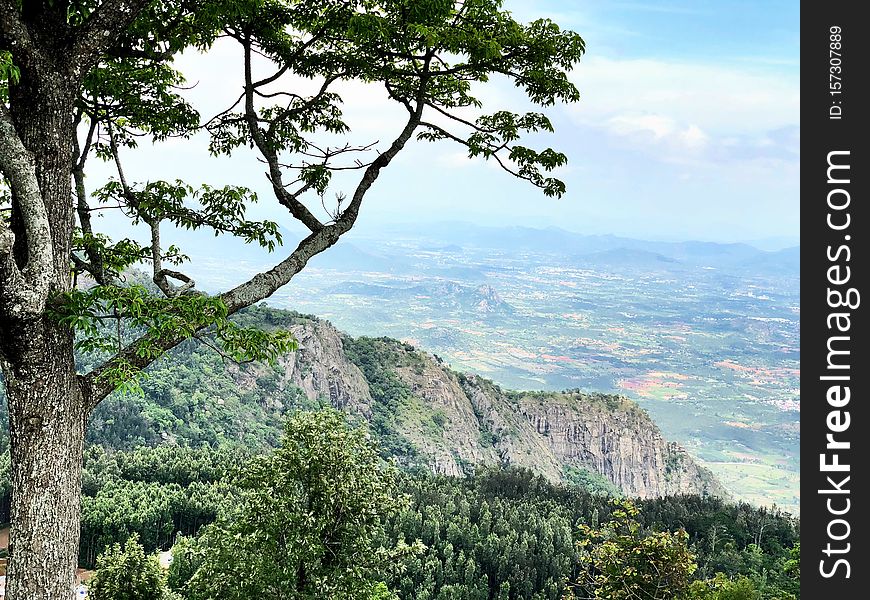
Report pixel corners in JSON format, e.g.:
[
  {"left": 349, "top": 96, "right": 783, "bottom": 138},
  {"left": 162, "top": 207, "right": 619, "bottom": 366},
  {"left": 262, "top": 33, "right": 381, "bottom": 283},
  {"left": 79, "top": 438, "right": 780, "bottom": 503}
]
[
  {"left": 81, "top": 65, "right": 432, "bottom": 407},
  {"left": 0, "top": 102, "right": 54, "bottom": 315},
  {"left": 242, "top": 39, "right": 325, "bottom": 233}
]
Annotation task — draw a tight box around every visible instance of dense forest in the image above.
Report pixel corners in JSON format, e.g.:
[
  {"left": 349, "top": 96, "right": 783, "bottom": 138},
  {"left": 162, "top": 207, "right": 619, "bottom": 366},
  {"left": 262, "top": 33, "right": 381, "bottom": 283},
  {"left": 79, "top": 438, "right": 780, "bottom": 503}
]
[{"left": 0, "top": 411, "right": 799, "bottom": 599}]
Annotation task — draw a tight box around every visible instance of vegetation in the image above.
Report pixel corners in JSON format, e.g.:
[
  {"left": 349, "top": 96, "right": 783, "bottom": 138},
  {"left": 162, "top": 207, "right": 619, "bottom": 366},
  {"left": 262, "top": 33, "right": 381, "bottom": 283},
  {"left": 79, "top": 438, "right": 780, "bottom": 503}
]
[
  {"left": 0, "top": 303, "right": 799, "bottom": 598},
  {"left": 343, "top": 336, "right": 424, "bottom": 461},
  {"left": 78, "top": 445, "right": 240, "bottom": 568},
  {"left": 88, "top": 535, "right": 175, "bottom": 600},
  {"left": 182, "top": 409, "right": 417, "bottom": 599},
  {"left": 569, "top": 500, "right": 697, "bottom": 599},
  {"left": 563, "top": 466, "right": 623, "bottom": 497},
  {"left": 0, "top": 434, "right": 799, "bottom": 598}
]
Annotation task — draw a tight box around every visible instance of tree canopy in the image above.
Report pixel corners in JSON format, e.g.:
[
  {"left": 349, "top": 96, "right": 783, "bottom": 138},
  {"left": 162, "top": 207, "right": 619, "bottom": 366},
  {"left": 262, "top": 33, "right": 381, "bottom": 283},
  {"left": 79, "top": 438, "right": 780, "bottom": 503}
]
[
  {"left": 88, "top": 534, "right": 175, "bottom": 600},
  {"left": 182, "top": 408, "right": 417, "bottom": 599},
  {"left": 52, "top": 0, "right": 587, "bottom": 400}
]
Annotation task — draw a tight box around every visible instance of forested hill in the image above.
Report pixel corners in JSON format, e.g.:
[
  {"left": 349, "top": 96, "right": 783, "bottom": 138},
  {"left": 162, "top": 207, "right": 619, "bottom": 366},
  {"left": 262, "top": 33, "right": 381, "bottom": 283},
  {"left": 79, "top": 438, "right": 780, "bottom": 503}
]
[{"left": 2, "top": 304, "right": 722, "bottom": 499}]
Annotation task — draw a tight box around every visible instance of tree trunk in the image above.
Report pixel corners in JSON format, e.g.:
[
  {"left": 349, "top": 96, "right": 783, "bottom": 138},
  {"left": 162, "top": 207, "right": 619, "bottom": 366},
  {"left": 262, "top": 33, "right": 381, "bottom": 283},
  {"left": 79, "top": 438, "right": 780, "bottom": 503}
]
[
  {"left": 1, "top": 56, "right": 84, "bottom": 600},
  {"left": 1, "top": 320, "right": 85, "bottom": 600}
]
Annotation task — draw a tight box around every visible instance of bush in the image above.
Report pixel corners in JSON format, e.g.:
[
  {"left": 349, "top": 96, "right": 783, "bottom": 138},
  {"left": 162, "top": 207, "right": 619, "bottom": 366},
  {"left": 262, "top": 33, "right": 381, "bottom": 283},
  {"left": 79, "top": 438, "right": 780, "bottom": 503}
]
[{"left": 88, "top": 535, "right": 170, "bottom": 600}]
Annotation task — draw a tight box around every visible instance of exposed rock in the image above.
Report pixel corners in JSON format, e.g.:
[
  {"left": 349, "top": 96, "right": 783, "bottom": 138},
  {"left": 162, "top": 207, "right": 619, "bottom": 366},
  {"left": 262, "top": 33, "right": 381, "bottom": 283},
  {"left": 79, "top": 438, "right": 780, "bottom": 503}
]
[
  {"left": 474, "top": 284, "right": 506, "bottom": 314},
  {"left": 267, "top": 319, "right": 726, "bottom": 499},
  {"left": 228, "top": 319, "right": 373, "bottom": 419},
  {"left": 281, "top": 320, "right": 373, "bottom": 419}
]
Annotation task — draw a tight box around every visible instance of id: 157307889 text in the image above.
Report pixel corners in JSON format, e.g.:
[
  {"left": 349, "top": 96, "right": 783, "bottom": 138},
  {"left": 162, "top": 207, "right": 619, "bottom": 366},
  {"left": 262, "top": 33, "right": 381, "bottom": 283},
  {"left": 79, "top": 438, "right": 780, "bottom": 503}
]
[{"left": 829, "top": 26, "right": 844, "bottom": 119}]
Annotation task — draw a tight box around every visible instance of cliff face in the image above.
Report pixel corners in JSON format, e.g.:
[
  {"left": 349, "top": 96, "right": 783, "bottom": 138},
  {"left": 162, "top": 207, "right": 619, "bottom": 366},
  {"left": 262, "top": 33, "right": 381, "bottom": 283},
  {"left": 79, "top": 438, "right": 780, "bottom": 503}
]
[
  {"left": 280, "top": 320, "right": 374, "bottom": 419},
  {"left": 245, "top": 316, "right": 725, "bottom": 499},
  {"left": 464, "top": 377, "right": 724, "bottom": 498}
]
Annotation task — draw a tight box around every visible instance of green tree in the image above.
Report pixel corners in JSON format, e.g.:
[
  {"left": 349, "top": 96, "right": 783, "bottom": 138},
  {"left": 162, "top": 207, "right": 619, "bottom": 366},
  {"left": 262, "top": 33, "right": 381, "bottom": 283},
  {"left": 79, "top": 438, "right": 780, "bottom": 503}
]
[
  {"left": 368, "top": 582, "right": 400, "bottom": 600},
  {"left": 184, "top": 409, "right": 419, "bottom": 599},
  {"left": 88, "top": 534, "right": 171, "bottom": 600},
  {"left": 689, "top": 574, "right": 760, "bottom": 600},
  {"left": 777, "top": 542, "right": 799, "bottom": 597},
  {"left": 0, "top": 2, "right": 584, "bottom": 595},
  {"left": 166, "top": 535, "right": 200, "bottom": 594},
  {"left": 568, "top": 499, "right": 698, "bottom": 600}
]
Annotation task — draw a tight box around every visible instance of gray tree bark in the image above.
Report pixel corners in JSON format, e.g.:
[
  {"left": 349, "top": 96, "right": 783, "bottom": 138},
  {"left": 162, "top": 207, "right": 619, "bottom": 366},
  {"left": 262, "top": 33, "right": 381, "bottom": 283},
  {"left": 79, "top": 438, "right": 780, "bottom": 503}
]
[
  {"left": 1, "top": 322, "right": 85, "bottom": 600},
  {"left": 0, "top": 41, "right": 85, "bottom": 597},
  {"left": 2, "top": 4, "right": 156, "bottom": 596}
]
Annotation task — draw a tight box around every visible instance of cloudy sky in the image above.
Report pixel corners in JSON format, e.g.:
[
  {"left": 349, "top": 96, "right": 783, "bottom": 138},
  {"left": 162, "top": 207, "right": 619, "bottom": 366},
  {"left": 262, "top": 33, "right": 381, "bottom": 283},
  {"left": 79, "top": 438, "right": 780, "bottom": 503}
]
[{"left": 90, "top": 0, "right": 799, "bottom": 245}]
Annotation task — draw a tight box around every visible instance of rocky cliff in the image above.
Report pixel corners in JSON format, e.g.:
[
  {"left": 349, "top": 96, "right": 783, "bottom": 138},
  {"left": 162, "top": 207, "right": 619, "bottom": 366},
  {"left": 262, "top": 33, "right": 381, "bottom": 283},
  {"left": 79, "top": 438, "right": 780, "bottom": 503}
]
[{"left": 256, "top": 313, "right": 725, "bottom": 499}]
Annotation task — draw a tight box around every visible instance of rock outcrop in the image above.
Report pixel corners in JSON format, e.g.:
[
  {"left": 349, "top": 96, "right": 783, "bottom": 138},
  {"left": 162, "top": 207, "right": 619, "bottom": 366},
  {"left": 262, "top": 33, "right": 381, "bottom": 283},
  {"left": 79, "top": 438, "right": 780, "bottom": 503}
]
[
  {"left": 281, "top": 320, "right": 374, "bottom": 419},
  {"left": 243, "top": 316, "right": 726, "bottom": 499}
]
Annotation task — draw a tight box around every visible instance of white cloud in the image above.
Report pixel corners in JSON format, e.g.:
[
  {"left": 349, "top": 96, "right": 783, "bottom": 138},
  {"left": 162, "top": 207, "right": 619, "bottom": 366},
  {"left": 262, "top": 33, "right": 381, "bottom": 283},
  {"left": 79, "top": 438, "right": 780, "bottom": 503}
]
[
  {"left": 606, "top": 114, "right": 675, "bottom": 139},
  {"left": 599, "top": 113, "right": 709, "bottom": 158},
  {"left": 680, "top": 124, "right": 708, "bottom": 149},
  {"left": 564, "top": 56, "right": 799, "bottom": 164}
]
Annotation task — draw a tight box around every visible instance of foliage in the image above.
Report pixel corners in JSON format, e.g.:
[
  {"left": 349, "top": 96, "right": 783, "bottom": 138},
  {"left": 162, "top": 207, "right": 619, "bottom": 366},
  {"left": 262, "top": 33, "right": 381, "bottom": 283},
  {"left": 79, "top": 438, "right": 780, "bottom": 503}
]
[
  {"left": 0, "top": 436, "right": 800, "bottom": 598},
  {"left": 343, "top": 336, "right": 423, "bottom": 461},
  {"left": 0, "top": 49, "right": 19, "bottom": 103},
  {"left": 93, "top": 180, "right": 283, "bottom": 250},
  {"left": 638, "top": 494, "right": 800, "bottom": 595},
  {"left": 51, "top": 284, "right": 297, "bottom": 371},
  {"left": 78, "top": 306, "right": 317, "bottom": 451},
  {"left": 386, "top": 467, "right": 590, "bottom": 599},
  {"left": 78, "top": 445, "right": 241, "bottom": 568},
  {"left": 368, "top": 582, "right": 400, "bottom": 600},
  {"left": 166, "top": 535, "right": 201, "bottom": 595},
  {"left": 569, "top": 499, "right": 698, "bottom": 600},
  {"left": 689, "top": 574, "right": 761, "bottom": 600},
  {"left": 563, "top": 465, "right": 623, "bottom": 497},
  {"left": 777, "top": 543, "right": 799, "bottom": 597},
  {"left": 17, "top": 0, "right": 587, "bottom": 397},
  {"left": 182, "top": 409, "right": 420, "bottom": 599},
  {"left": 88, "top": 535, "right": 172, "bottom": 600}
]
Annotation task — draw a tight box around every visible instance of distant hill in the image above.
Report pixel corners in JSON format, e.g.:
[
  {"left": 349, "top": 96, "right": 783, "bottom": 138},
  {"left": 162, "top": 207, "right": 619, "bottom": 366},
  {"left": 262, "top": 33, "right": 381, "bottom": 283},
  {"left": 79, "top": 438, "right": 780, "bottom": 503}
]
[
  {"left": 1, "top": 305, "right": 726, "bottom": 500},
  {"left": 326, "top": 280, "right": 515, "bottom": 316},
  {"left": 370, "top": 222, "right": 798, "bottom": 276},
  {"left": 738, "top": 245, "right": 800, "bottom": 274},
  {"left": 574, "top": 247, "right": 681, "bottom": 268},
  {"left": 99, "top": 220, "right": 799, "bottom": 284}
]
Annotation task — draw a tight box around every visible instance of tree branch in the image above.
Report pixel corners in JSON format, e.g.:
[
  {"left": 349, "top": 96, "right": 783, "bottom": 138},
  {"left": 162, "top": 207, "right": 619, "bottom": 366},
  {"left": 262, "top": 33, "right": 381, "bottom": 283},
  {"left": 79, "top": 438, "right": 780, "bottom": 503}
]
[
  {"left": 0, "top": 2, "right": 56, "bottom": 88},
  {"left": 242, "top": 39, "right": 324, "bottom": 233},
  {"left": 70, "top": 0, "right": 158, "bottom": 72},
  {"left": 334, "top": 77, "right": 429, "bottom": 230},
  {"left": 147, "top": 221, "right": 195, "bottom": 297},
  {"left": 81, "top": 66, "right": 432, "bottom": 407},
  {"left": 72, "top": 111, "right": 107, "bottom": 283},
  {"left": 107, "top": 124, "right": 136, "bottom": 203},
  {"left": 0, "top": 3, "right": 33, "bottom": 64},
  {"left": 0, "top": 102, "right": 54, "bottom": 316},
  {"left": 419, "top": 120, "right": 537, "bottom": 186},
  {"left": 192, "top": 333, "right": 256, "bottom": 366}
]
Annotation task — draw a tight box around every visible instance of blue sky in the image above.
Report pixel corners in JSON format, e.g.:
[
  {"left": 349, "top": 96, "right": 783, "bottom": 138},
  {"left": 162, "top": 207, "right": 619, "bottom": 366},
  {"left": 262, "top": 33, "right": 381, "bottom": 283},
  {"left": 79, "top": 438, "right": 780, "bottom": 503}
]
[
  {"left": 398, "top": 0, "right": 801, "bottom": 243},
  {"left": 90, "top": 0, "right": 800, "bottom": 246}
]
